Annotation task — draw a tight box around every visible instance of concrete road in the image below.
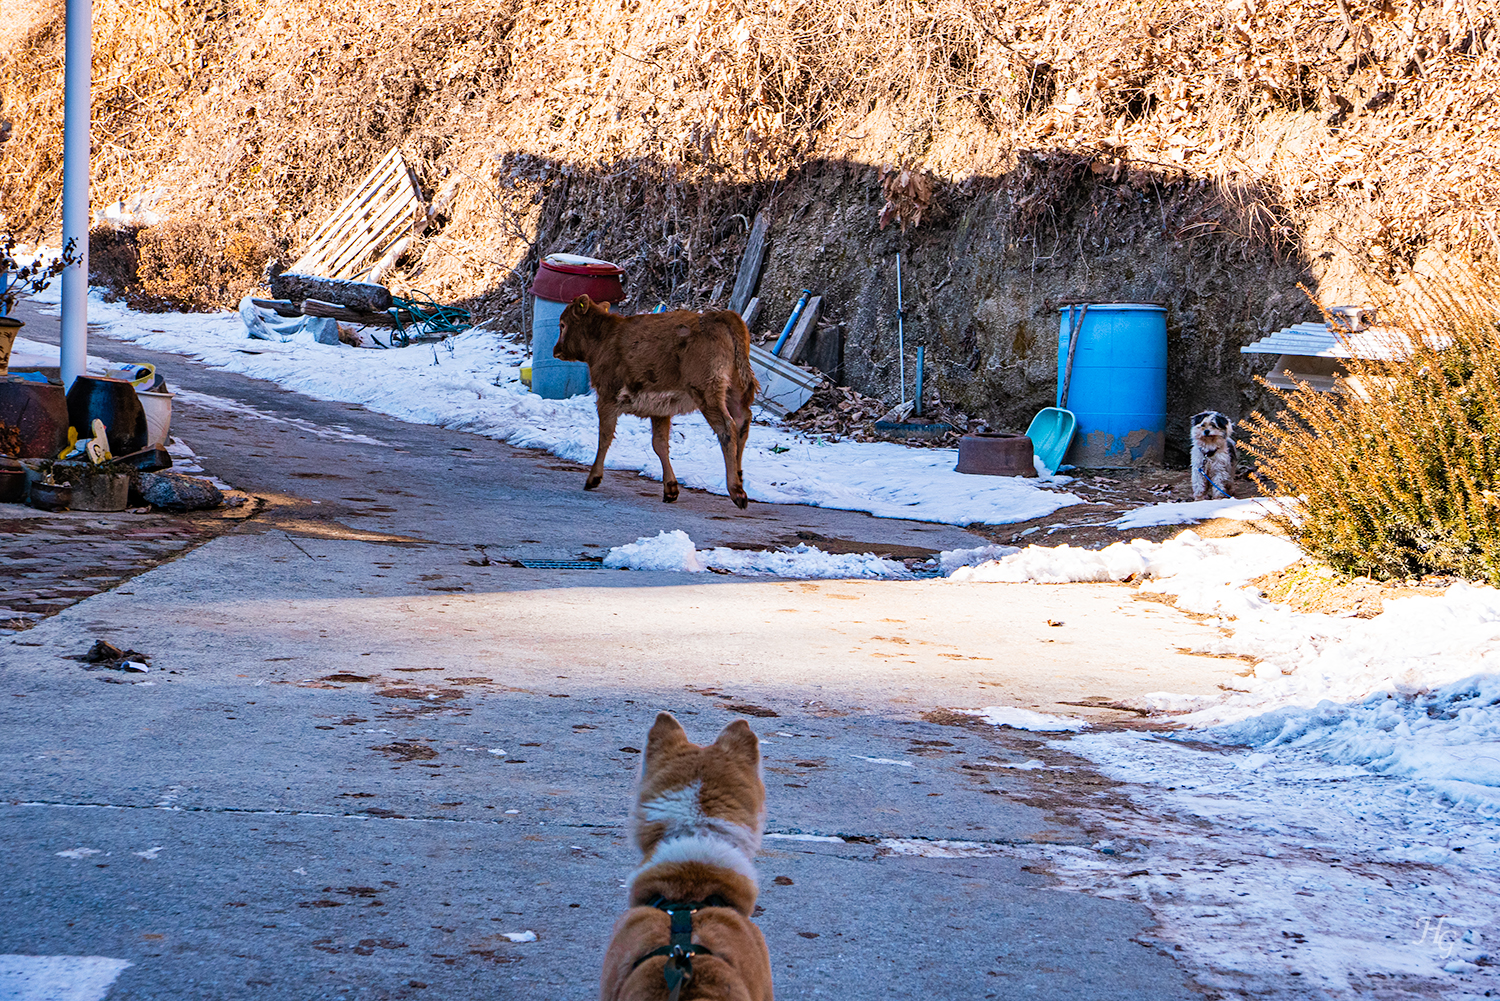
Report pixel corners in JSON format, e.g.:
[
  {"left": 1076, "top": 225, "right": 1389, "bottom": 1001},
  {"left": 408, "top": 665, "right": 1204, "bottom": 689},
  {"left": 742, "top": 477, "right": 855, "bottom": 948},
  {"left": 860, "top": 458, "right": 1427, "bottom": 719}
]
[{"left": 1, "top": 306, "right": 1237, "bottom": 999}]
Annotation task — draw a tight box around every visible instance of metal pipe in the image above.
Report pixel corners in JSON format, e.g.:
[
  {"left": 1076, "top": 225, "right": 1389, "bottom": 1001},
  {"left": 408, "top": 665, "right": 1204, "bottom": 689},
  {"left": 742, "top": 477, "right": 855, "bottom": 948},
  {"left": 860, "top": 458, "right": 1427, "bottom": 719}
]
[
  {"left": 913, "top": 345, "right": 925, "bottom": 417},
  {"left": 771, "top": 289, "right": 811, "bottom": 356},
  {"left": 895, "top": 254, "right": 906, "bottom": 405},
  {"left": 60, "top": 0, "right": 92, "bottom": 390}
]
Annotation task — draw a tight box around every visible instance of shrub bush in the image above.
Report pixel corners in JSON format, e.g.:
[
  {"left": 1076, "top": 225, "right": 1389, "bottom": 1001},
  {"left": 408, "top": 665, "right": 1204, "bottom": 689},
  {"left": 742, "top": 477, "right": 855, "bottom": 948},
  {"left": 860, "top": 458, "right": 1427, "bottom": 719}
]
[
  {"left": 88, "top": 219, "right": 274, "bottom": 312},
  {"left": 1243, "top": 272, "right": 1500, "bottom": 584}
]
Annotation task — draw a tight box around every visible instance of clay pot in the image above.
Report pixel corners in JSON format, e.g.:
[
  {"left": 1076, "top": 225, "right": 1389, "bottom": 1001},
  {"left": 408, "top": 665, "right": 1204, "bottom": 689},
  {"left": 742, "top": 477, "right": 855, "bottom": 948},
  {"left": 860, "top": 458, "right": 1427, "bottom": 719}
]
[
  {"left": 28, "top": 480, "right": 71, "bottom": 511},
  {"left": 0, "top": 379, "right": 70, "bottom": 458},
  {"left": 66, "top": 375, "right": 148, "bottom": 456},
  {"left": 0, "top": 463, "right": 24, "bottom": 503},
  {"left": 956, "top": 433, "right": 1038, "bottom": 477}
]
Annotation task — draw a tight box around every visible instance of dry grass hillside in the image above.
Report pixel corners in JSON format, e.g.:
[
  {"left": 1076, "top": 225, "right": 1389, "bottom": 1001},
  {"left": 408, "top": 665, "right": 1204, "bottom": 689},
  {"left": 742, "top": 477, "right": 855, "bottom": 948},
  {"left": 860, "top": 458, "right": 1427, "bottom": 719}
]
[{"left": 2, "top": 0, "right": 1497, "bottom": 433}]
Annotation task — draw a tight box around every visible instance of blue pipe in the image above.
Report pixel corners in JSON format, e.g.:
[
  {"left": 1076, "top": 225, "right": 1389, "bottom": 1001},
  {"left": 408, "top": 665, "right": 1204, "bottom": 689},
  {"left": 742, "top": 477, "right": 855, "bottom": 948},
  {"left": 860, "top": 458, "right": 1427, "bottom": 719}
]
[
  {"left": 914, "top": 345, "right": 925, "bottom": 416},
  {"left": 771, "top": 289, "right": 812, "bottom": 356}
]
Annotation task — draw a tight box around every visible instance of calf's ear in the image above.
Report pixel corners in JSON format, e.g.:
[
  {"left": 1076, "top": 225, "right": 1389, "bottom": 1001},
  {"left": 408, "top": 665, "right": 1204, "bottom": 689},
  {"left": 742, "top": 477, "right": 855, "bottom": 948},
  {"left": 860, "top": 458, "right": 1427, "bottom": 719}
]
[{"left": 572, "top": 294, "right": 594, "bottom": 313}]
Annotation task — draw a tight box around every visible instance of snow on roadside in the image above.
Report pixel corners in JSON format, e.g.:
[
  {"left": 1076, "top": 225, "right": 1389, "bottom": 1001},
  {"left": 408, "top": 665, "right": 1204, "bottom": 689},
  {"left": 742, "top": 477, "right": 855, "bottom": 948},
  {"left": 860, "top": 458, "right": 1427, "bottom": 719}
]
[
  {"left": 1111, "top": 495, "right": 1292, "bottom": 529},
  {"left": 947, "top": 530, "right": 1303, "bottom": 615},
  {"left": 1002, "top": 729, "right": 1500, "bottom": 997},
  {"left": 17, "top": 292, "right": 1082, "bottom": 526},
  {"left": 603, "top": 529, "right": 913, "bottom": 579},
  {"left": 948, "top": 529, "right": 1500, "bottom": 995}
]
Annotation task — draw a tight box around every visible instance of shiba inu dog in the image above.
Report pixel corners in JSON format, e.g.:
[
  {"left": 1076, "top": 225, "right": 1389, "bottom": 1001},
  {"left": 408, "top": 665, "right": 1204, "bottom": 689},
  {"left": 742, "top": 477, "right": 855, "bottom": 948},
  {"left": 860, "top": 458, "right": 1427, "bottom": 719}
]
[{"left": 600, "top": 713, "right": 774, "bottom": 1001}]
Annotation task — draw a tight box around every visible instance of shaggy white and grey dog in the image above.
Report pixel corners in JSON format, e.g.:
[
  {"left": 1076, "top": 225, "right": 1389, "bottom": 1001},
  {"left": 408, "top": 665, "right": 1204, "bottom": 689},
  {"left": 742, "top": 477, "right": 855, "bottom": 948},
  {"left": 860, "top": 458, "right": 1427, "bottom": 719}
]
[{"left": 1190, "top": 410, "right": 1236, "bottom": 500}]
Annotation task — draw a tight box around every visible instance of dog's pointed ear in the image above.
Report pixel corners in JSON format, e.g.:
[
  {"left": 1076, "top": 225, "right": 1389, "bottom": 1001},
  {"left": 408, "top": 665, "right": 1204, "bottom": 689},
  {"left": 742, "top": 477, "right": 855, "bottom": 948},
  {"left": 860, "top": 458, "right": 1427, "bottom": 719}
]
[
  {"left": 645, "top": 713, "right": 690, "bottom": 762},
  {"left": 713, "top": 719, "right": 760, "bottom": 768}
]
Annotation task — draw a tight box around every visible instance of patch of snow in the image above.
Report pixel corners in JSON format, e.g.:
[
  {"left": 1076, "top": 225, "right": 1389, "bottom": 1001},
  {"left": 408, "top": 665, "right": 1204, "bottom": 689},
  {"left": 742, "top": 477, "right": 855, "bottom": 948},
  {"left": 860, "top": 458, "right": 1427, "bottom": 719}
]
[
  {"left": 880, "top": 839, "right": 1006, "bottom": 859},
  {"left": 604, "top": 530, "right": 705, "bottom": 572},
  {"left": 132, "top": 846, "right": 164, "bottom": 859},
  {"left": 0, "top": 955, "right": 133, "bottom": 1001},
  {"left": 850, "top": 755, "right": 915, "bottom": 767},
  {"left": 1111, "top": 496, "right": 1291, "bottom": 529},
  {"left": 52, "top": 847, "right": 100, "bottom": 859},
  {"left": 962, "top": 706, "right": 1089, "bottom": 732},
  {"left": 500, "top": 931, "right": 537, "bottom": 943},
  {"left": 604, "top": 530, "right": 912, "bottom": 579},
  {"left": 16, "top": 291, "right": 1082, "bottom": 525},
  {"left": 936, "top": 543, "right": 1019, "bottom": 574},
  {"left": 763, "top": 833, "right": 847, "bottom": 843},
  {"left": 947, "top": 530, "right": 1303, "bottom": 616}
]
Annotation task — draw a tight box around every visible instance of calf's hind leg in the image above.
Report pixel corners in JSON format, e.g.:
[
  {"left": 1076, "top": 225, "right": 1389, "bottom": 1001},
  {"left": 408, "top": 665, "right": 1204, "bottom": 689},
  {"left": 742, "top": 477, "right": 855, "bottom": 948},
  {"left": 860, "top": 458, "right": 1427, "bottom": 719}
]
[
  {"left": 586, "top": 405, "right": 619, "bottom": 491},
  {"left": 697, "top": 392, "right": 748, "bottom": 509},
  {"left": 729, "top": 390, "right": 753, "bottom": 484},
  {"left": 651, "top": 416, "right": 679, "bottom": 503}
]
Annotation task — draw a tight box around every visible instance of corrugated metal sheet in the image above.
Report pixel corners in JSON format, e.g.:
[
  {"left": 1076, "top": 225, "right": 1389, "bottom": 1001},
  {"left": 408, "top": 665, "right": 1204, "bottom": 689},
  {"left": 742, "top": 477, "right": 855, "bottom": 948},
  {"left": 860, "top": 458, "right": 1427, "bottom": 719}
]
[{"left": 1240, "top": 322, "right": 1411, "bottom": 360}]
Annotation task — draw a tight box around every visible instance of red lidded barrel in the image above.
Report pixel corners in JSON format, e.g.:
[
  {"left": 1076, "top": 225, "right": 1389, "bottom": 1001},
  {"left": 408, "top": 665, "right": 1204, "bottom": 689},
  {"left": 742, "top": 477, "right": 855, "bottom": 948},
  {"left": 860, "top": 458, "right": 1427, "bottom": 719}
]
[{"left": 530, "top": 253, "right": 626, "bottom": 304}]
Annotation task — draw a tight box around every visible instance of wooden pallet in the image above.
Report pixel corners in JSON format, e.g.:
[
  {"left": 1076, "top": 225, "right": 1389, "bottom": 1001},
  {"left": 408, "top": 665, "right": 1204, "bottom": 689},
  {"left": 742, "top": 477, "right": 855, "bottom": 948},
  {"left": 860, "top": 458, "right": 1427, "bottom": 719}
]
[{"left": 290, "top": 148, "right": 428, "bottom": 280}]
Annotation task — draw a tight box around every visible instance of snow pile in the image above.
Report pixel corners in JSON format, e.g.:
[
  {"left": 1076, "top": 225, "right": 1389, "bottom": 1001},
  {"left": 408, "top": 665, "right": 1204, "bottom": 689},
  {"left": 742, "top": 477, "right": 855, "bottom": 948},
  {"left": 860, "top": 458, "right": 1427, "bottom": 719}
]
[
  {"left": 961, "top": 706, "right": 1089, "bottom": 732},
  {"left": 936, "top": 543, "right": 1019, "bottom": 574},
  {"left": 947, "top": 530, "right": 1302, "bottom": 615},
  {"left": 17, "top": 291, "right": 1082, "bottom": 526},
  {"left": 603, "top": 530, "right": 704, "bottom": 572},
  {"left": 1111, "top": 496, "right": 1292, "bottom": 529},
  {"left": 604, "top": 530, "right": 913, "bottom": 579}
]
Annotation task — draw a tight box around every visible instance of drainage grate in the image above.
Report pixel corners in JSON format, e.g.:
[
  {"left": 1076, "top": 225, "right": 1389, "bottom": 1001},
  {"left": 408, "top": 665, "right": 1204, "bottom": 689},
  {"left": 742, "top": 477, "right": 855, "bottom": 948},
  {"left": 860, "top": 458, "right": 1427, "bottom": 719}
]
[{"left": 512, "top": 559, "right": 607, "bottom": 570}]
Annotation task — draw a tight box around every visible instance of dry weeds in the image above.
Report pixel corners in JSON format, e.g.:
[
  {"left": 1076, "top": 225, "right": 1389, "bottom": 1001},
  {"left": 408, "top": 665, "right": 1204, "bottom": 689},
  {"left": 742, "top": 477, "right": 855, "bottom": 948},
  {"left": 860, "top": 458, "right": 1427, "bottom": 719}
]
[{"left": 1, "top": 0, "right": 1497, "bottom": 317}]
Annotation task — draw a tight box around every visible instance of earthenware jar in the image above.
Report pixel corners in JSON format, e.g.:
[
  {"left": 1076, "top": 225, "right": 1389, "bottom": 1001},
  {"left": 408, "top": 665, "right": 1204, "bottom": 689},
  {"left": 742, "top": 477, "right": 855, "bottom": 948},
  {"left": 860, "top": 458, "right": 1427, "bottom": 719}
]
[
  {"left": 65, "top": 375, "right": 148, "bottom": 456},
  {"left": 0, "top": 379, "right": 70, "bottom": 458}
]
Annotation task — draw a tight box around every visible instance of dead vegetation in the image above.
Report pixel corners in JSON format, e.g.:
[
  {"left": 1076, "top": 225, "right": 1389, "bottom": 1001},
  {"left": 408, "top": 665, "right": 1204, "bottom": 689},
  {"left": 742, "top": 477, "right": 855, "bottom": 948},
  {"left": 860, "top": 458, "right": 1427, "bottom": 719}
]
[
  {"left": 1250, "top": 560, "right": 1435, "bottom": 618},
  {"left": 3, "top": 1, "right": 1498, "bottom": 339}
]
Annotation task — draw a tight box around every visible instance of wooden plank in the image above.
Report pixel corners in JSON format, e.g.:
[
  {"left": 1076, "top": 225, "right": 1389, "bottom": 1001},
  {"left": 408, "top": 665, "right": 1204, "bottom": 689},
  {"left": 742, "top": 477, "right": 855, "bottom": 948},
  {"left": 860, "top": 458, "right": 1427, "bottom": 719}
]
[
  {"left": 740, "top": 296, "right": 761, "bottom": 330},
  {"left": 322, "top": 189, "right": 422, "bottom": 279},
  {"left": 318, "top": 181, "right": 424, "bottom": 280},
  {"left": 778, "top": 295, "right": 821, "bottom": 362},
  {"left": 294, "top": 149, "right": 404, "bottom": 265},
  {"left": 304, "top": 177, "right": 411, "bottom": 275},
  {"left": 249, "top": 297, "right": 302, "bottom": 317},
  {"left": 726, "top": 211, "right": 770, "bottom": 316},
  {"left": 291, "top": 148, "right": 427, "bottom": 279},
  {"left": 320, "top": 174, "right": 425, "bottom": 278},
  {"left": 304, "top": 149, "right": 403, "bottom": 244},
  {"left": 300, "top": 298, "right": 409, "bottom": 328}
]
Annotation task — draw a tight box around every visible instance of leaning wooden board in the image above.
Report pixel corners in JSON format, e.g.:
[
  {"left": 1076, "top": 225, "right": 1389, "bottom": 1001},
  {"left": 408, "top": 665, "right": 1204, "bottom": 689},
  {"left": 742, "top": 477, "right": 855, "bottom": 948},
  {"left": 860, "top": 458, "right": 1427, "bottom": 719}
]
[{"left": 290, "top": 148, "right": 428, "bottom": 281}]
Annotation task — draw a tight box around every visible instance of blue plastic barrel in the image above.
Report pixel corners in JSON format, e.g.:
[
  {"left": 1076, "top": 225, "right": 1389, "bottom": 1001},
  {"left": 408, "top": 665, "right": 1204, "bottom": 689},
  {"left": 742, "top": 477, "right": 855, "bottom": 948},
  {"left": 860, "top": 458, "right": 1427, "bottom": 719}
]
[
  {"left": 531, "top": 297, "right": 592, "bottom": 399},
  {"left": 1057, "top": 303, "right": 1166, "bottom": 467}
]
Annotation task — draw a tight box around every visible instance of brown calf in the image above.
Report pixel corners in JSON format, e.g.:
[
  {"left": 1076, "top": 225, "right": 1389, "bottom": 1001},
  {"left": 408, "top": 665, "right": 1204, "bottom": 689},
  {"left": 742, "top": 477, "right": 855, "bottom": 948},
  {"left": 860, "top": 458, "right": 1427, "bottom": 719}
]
[{"left": 554, "top": 294, "right": 759, "bottom": 509}]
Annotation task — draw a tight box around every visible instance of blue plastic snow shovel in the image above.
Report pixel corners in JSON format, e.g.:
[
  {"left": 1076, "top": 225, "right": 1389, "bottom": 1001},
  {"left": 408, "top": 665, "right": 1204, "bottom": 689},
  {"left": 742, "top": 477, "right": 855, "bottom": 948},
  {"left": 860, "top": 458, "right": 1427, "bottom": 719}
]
[{"left": 1025, "top": 304, "right": 1088, "bottom": 475}]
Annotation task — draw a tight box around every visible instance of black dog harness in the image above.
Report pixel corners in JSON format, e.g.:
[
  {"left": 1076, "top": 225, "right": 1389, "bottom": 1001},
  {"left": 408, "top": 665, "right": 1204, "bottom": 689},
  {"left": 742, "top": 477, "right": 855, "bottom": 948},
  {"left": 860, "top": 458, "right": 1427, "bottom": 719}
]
[{"left": 630, "top": 895, "right": 729, "bottom": 1001}]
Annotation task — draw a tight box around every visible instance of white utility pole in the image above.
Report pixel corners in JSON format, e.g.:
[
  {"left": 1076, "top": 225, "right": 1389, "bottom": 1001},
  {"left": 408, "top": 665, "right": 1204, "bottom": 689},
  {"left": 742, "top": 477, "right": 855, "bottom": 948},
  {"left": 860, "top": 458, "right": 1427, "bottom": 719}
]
[{"left": 60, "top": 0, "right": 92, "bottom": 389}]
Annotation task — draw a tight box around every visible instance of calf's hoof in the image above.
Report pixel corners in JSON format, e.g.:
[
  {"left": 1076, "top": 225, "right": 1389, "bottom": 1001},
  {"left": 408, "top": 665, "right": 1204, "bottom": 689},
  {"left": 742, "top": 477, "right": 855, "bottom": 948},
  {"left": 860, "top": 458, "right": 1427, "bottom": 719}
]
[
  {"left": 584, "top": 474, "right": 603, "bottom": 491},
  {"left": 663, "top": 482, "right": 679, "bottom": 503},
  {"left": 731, "top": 490, "right": 749, "bottom": 510}
]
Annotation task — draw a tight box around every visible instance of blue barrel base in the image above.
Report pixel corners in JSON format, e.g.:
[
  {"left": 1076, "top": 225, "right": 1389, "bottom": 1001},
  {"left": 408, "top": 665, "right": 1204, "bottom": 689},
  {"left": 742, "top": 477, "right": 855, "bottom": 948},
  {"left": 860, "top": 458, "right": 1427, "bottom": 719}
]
[
  {"left": 531, "top": 361, "right": 594, "bottom": 400},
  {"left": 531, "top": 296, "right": 593, "bottom": 399},
  {"left": 1067, "top": 427, "right": 1164, "bottom": 468}
]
